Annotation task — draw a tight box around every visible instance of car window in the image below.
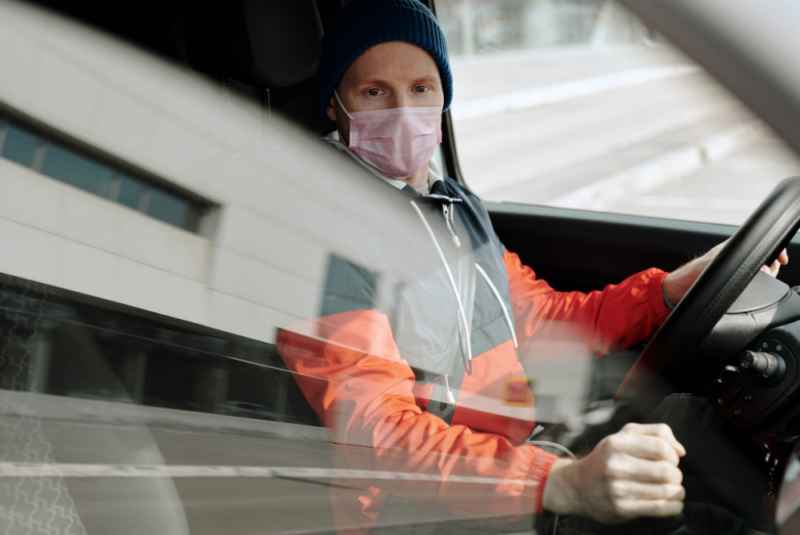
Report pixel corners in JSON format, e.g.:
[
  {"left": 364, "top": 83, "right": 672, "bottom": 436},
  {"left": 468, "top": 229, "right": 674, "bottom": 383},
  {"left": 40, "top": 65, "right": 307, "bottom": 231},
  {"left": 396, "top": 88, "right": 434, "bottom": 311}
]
[
  {"left": 1, "top": 3, "right": 549, "bottom": 533},
  {"left": 1, "top": 1, "right": 797, "bottom": 534},
  {"left": 438, "top": 0, "right": 800, "bottom": 226}
]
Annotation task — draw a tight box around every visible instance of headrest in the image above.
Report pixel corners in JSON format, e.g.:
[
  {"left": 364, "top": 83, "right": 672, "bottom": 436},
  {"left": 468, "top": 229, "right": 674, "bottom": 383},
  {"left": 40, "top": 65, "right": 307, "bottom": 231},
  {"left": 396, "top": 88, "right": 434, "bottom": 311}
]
[{"left": 186, "top": 0, "right": 323, "bottom": 88}]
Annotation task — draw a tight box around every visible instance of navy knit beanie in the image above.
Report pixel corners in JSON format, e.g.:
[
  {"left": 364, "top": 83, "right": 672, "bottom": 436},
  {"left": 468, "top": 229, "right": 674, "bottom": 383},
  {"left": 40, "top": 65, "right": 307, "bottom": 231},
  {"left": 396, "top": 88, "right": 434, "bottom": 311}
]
[{"left": 316, "top": 0, "right": 453, "bottom": 115}]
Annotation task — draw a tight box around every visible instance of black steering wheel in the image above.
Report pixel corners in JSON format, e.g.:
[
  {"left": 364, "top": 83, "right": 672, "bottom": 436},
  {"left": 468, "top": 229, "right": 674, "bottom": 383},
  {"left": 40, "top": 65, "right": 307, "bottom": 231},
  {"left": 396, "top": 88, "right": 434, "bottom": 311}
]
[{"left": 617, "top": 176, "right": 800, "bottom": 415}]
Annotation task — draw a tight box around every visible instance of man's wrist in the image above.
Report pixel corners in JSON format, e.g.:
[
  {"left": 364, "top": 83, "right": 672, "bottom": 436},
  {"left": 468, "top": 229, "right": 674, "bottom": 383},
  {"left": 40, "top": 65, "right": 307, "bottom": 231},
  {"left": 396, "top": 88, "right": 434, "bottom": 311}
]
[
  {"left": 662, "top": 286, "right": 676, "bottom": 310},
  {"left": 541, "top": 458, "right": 581, "bottom": 516},
  {"left": 662, "top": 268, "right": 692, "bottom": 307}
]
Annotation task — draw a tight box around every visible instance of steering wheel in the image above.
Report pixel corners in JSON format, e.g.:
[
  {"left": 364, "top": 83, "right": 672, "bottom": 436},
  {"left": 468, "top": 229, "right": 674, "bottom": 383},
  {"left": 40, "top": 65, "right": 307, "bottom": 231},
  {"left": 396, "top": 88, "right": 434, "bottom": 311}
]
[{"left": 617, "top": 176, "right": 800, "bottom": 416}]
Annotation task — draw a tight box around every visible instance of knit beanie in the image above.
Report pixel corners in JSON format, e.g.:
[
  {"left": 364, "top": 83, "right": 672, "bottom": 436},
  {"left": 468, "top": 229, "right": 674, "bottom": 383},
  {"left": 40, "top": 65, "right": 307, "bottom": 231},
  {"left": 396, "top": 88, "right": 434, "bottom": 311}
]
[{"left": 316, "top": 0, "right": 453, "bottom": 115}]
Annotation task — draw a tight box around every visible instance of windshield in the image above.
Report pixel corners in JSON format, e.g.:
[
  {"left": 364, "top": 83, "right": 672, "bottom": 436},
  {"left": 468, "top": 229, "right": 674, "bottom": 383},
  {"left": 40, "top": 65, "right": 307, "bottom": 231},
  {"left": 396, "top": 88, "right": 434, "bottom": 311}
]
[{"left": 436, "top": 0, "right": 800, "bottom": 226}]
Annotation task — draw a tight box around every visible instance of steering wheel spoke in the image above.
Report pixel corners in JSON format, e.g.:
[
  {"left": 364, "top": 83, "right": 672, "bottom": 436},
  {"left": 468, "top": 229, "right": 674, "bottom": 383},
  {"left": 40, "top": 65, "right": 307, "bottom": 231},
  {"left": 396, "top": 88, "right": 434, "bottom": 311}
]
[{"left": 617, "top": 176, "right": 800, "bottom": 420}]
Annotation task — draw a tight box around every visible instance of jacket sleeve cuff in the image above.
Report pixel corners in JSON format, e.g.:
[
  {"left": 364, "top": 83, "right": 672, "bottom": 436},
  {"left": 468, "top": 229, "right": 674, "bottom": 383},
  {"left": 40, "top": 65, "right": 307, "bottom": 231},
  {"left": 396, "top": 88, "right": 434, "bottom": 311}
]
[
  {"left": 648, "top": 269, "right": 671, "bottom": 324},
  {"left": 524, "top": 448, "right": 561, "bottom": 515}
]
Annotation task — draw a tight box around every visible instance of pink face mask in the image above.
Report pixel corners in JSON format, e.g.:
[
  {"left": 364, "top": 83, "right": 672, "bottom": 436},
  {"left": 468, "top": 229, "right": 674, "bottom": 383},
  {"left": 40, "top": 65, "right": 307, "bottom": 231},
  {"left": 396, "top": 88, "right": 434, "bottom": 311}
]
[{"left": 335, "top": 90, "right": 443, "bottom": 179}]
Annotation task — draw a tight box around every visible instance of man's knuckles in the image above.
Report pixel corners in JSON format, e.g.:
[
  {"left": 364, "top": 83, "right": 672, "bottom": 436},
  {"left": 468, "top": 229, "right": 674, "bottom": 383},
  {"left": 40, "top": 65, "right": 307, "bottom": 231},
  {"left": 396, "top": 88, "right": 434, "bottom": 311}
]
[
  {"left": 608, "top": 498, "right": 654, "bottom": 520},
  {"left": 652, "top": 483, "right": 685, "bottom": 500},
  {"left": 613, "top": 425, "right": 683, "bottom": 462},
  {"left": 604, "top": 456, "right": 680, "bottom": 484},
  {"left": 602, "top": 457, "right": 630, "bottom": 481},
  {"left": 649, "top": 499, "right": 685, "bottom": 518},
  {"left": 608, "top": 498, "right": 627, "bottom": 519},
  {"left": 633, "top": 482, "right": 685, "bottom": 500},
  {"left": 616, "top": 498, "right": 684, "bottom": 519},
  {"left": 608, "top": 479, "right": 629, "bottom": 499},
  {"left": 620, "top": 422, "right": 641, "bottom": 434},
  {"left": 628, "top": 435, "right": 676, "bottom": 462},
  {"left": 650, "top": 438, "right": 678, "bottom": 464},
  {"left": 619, "top": 422, "right": 675, "bottom": 442},
  {"left": 602, "top": 433, "right": 626, "bottom": 453},
  {"left": 664, "top": 463, "right": 683, "bottom": 484},
  {"left": 649, "top": 461, "right": 681, "bottom": 483},
  {"left": 653, "top": 423, "right": 674, "bottom": 440}
]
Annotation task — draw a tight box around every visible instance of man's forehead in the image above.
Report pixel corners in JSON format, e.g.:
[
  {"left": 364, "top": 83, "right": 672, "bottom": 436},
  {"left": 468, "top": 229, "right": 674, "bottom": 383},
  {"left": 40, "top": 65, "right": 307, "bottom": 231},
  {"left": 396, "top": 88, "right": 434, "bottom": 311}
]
[{"left": 344, "top": 41, "right": 441, "bottom": 85}]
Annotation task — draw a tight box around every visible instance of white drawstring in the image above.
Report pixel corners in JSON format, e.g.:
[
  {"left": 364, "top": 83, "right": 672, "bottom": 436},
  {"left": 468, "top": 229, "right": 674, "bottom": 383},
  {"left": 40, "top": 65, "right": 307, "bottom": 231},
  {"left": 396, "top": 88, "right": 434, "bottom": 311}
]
[
  {"left": 475, "top": 263, "right": 519, "bottom": 361},
  {"left": 442, "top": 204, "right": 461, "bottom": 248},
  {"left": 443, "top": 375, "right": 456, "bottom": 404},
  {"left": 411, "top": 200, "right": 472, "bottom": 405}
]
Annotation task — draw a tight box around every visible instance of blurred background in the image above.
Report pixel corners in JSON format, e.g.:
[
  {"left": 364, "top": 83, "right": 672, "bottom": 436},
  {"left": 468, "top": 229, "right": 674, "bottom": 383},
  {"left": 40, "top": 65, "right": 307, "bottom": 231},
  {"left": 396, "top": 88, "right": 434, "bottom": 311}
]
[{"left": 437, "top": 0, "right": 800, "bottom": 225}]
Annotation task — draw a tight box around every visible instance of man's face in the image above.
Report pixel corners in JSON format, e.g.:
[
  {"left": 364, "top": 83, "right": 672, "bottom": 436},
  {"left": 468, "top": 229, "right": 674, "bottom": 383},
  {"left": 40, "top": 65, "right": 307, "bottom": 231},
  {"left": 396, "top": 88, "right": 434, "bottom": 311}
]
[{"left": 326, "top": 41, "right": 444, "bottom": 140}]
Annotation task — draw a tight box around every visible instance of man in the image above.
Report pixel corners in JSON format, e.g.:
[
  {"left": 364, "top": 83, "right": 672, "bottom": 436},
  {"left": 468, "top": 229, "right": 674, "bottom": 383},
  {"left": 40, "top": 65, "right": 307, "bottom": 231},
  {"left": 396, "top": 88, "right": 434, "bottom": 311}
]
[{"left": 277, "top": 0, "right": 788, "bottom": 532}]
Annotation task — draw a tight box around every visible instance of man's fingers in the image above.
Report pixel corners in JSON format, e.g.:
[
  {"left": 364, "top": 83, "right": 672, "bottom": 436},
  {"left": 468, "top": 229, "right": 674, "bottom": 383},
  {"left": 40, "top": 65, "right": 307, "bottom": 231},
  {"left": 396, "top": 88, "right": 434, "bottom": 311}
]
[
  {"left": 761, "top": 250, "right": 788, "bottom": 278},
  {"left": 619, "top": 423, "right": 686, "bottom": 457},
  {"left": 614, "top": 499, "right": 685, "bottom": 519},
  {"left": 762, "top": 259, "right": 782, "bottom": 277},
  {"left": 608, "top": 435, "right": 680, "bottom": 465},
  {"left": 610, "top": 481, "right": 685, "bottom": 501},
  {"left": 607, "top": 457, "right": 683, "bottom": 484}
]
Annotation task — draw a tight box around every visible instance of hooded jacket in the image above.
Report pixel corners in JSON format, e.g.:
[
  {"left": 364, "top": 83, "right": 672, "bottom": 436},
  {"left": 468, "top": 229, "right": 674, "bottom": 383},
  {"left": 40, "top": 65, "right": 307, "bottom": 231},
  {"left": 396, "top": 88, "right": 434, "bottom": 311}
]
[{"left": 276, "top": 171, "right": 671, "bottom": 534}]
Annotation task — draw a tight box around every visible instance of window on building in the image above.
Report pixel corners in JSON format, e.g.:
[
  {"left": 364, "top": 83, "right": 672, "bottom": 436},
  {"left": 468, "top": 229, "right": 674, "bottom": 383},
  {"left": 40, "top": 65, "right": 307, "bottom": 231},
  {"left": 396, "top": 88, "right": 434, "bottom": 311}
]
[
  {"left": 0, "top": 275, "right": 321, "bottom": 427},
  {"left": 115, "top": 175, "right": 146, "bottom": 210},
  {"left": 0, "top": 124, "right": 38, "bottom": 168},
  {"left": 40, "top": 144, "right": 116, "bottom": 198},
  {"left": 0, "top": 118, "right": 206, "bottom": 232},
  {"left": 145, "top": 188, "right": 195, "bottom": 230}
]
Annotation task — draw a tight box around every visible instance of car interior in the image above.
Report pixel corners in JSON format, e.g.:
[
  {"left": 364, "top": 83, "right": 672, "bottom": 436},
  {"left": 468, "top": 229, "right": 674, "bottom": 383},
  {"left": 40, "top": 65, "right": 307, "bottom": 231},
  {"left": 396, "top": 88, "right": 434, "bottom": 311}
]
[{"left": 13, "top": 0, "right": 800, "bottom": 533}]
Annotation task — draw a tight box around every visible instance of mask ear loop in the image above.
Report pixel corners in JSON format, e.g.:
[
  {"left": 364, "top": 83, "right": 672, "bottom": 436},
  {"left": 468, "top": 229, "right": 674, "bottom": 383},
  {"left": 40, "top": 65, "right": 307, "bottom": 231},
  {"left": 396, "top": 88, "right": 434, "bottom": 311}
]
[{"left": 333, "top": 90, "right": 358, "bottom": 149}]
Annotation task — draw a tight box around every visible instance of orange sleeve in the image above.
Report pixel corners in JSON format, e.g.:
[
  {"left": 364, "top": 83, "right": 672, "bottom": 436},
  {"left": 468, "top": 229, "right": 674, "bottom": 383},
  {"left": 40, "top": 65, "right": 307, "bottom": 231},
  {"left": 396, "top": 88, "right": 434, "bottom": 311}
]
[
  {"left": 503, "top": 249, "right": 671, "bottom": 358},
  {"left": 276, "top": 309, "right": 559, "bottom": 519}
]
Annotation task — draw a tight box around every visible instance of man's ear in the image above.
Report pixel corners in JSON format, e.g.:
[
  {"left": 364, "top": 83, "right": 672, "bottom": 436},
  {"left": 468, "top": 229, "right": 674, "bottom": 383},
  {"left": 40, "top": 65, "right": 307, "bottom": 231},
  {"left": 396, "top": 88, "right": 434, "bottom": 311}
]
[{"left": 326, "top": 95, "right": 337, "bottom": 122}]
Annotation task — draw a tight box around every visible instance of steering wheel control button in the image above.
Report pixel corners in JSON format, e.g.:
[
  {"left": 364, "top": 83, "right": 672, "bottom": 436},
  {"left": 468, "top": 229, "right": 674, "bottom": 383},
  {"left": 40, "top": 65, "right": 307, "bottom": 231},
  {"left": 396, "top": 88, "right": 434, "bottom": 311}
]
[
  {"left": 726, "top": 385, "right": 743, "bottom": 406},
  {"left": 706, "top": 366, "right": 741, "bottom": 397},
  {"left": 713, "top": 337, "right": 796, "bottom": 427},
  {"left": 738, "top": 350, "right": 786, "bottom": 385}
]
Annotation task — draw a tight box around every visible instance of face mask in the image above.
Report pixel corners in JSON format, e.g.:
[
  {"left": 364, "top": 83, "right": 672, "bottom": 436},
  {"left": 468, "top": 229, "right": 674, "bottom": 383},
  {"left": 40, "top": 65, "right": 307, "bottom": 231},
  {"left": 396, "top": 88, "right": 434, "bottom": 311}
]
[{"left": 334, "top": 90, "right": 442, "bottom": 179}]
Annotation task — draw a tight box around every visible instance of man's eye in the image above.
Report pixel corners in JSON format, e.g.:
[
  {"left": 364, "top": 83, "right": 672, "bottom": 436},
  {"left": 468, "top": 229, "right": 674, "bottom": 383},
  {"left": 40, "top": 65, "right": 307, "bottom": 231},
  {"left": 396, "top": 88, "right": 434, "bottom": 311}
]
[
  {"left": 414, "top": 86, "right": 429, "bottom": 93},
  {"left": 366, "top": 88, "right": 381, "bottom": 96}
]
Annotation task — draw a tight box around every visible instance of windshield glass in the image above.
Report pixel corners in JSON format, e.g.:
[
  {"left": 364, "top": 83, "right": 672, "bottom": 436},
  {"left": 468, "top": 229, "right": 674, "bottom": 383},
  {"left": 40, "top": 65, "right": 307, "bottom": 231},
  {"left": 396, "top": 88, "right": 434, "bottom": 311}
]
[{"left": 438, "top": 0, "right": 800, "bottom": 226}]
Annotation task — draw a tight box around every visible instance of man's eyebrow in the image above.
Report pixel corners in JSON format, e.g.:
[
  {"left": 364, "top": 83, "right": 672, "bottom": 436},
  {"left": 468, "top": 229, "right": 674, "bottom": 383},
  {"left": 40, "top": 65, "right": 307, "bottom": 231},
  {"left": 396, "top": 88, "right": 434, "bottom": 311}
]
[
  {"left": 412, "top": 75, "right": 440, "bottom": 84},
  {"left": 354, "top": 75, "right": 441, "bottom": 87},
  {"left": 355, "top": 77, "right": 391, "bottom": 87}
]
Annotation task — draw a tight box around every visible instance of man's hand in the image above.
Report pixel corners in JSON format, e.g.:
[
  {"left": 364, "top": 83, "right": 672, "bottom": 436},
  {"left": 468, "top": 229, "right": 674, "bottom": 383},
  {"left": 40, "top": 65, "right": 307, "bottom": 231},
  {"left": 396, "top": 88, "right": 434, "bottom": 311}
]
[
  {"left": 541, "top": 423, "right": 686, "bottom": 524},
  {"left": 662, "top": 241, "right": 789, "bottom": 305}
]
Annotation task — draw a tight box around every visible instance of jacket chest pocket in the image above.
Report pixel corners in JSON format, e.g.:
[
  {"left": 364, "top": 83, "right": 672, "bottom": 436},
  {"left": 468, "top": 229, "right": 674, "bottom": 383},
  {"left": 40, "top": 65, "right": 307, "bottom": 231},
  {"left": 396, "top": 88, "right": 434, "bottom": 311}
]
[{"left": 469, "top": 283, "right": 512, "bottom": 361}]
